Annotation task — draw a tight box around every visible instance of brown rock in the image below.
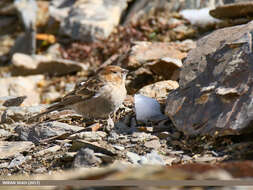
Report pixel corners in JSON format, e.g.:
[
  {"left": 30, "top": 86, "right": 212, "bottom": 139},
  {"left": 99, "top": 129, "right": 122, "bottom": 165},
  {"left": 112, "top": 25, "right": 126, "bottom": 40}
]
[
  {"left": 180, "top": 20, "right": 253, "bottom": 87},
  {"left": 210, "top": 2, "right": 253, "bottom": 19},
  {"left": 0, "top": 141, "right": 34, "bottom": 159},
  {"left": 166, "top": 21, "right": 253, "bottom": 136},
  {"left": 11, "top": 53, "right": 88, "bottom": 76},
  {"left": 138, "top": 80, "right": 179, "bottom": 100},
  {"left": 128, "top": 41, "right": 187, "bottom": 69}
]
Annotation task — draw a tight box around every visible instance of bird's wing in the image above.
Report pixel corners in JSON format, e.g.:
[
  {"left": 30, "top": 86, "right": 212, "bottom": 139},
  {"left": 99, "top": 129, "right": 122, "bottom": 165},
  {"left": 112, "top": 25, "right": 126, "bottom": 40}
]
[{"left": 29, "top": 78, "right": 104, "bottom": 121}]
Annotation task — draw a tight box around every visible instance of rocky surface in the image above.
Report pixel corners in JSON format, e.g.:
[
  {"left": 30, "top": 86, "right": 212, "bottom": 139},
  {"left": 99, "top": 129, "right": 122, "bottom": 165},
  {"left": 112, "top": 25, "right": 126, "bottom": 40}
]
[
  {"left": 166, "top": 21, "right": 253, "bottom": 136},
  {"left": 1, "top": 0, "right": 253, "bottom": 187}
]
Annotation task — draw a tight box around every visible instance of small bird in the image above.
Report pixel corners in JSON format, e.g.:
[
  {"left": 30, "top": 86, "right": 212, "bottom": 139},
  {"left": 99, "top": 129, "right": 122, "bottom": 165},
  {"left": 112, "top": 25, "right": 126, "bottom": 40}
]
[{"left": 30, "top": 65, "right": 128, "bottom": 121}]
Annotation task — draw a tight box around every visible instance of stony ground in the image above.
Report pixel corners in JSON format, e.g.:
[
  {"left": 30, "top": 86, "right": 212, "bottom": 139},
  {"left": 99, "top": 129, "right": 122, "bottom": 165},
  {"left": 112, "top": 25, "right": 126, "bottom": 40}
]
[{"left": 1, "top": 5, "right": 253, "bottom": 184}]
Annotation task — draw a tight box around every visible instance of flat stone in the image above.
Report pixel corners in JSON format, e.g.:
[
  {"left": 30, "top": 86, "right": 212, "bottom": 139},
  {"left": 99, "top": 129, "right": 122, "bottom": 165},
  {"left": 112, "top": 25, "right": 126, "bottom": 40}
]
[
  {"left": 128, "top": 41, "right": 187, "bottom": 69},
  {"left": 0, "top": 105, "right": 46, "bottom": 124},
  {"left": 68, "top": 131, "right": 107, "bottom": 141},
  {"left": 34, "top": 145, "right": 61, "bottom": 157},
  {"left": 126, "top": 151, "right": 141, "bottom": 165},
  {"left": 0, "top": 96, "right": 26, "bottom": 107},
  {"left": 11, "top": 53, "right": 89, "bottom": 76},
  {"left": 15, "top": 121, "right": 83, "bottom": 143},
  {"left": 144, "top": 140, "right": 161, "bottom": 150},
  {"left": 55, "top": 0, "right": 127, "bottom": 42},
  {"left": 8, "top": 155, "right": 31, "bottom": 168},
  {"left": 71, "top": 139, "right": 116, "bottom": 156},
  {"left": 0, "top": 129, "right": 11, "bottom": 138},
  {"left": 0, "top": 75, "right": 43, "bottom": 106},
  {"left": 210, "top": 2, "right": 253, "bottom": 19},
  {"left": 0, "top": 141, "right": 34, "bottom": 159},
  {"left": 138, "top": 80, "right": 179, "bottom": 99}
]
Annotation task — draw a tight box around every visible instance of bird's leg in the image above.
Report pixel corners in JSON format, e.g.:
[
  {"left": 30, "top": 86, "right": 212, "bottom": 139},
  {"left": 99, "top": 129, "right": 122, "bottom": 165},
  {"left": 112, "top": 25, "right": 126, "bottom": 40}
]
[{"left": 104, "top": 114, "right": 114, "bottom": 132}]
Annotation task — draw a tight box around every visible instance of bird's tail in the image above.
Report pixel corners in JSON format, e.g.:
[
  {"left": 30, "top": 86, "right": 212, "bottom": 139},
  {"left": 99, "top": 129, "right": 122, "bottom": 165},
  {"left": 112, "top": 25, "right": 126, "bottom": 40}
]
[{"left": 28, "top": 102, "right": 67, "bottom": 122}]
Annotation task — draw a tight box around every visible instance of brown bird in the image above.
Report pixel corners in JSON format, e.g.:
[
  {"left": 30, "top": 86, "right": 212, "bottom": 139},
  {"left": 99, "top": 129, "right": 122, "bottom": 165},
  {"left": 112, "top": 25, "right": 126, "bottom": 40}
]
[{"left": 30, "top": 66, "right": 128, "bottom": 121}]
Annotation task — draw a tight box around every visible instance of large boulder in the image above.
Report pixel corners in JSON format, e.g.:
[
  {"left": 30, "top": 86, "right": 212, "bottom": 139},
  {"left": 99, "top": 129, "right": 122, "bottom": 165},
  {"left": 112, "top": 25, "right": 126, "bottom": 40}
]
[{"left": 165, "top": 21, "right": 253, "bottom": 136}]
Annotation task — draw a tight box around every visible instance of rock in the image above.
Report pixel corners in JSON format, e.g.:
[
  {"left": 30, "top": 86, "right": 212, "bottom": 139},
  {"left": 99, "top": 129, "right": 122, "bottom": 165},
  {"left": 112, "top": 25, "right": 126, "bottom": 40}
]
[
  {"left": 15, "top": 121, "right": 83, "bottom": 143},
  {"left": 210, "top": 1, "right": 253, "bottom": 19},
  {"left": 147, "top": 57, "right": 183, "bottom": 80},
  {"left": 13, "top": 0, "right": 37, "bottom": 55},
  {"left": 144, "top": 140, "right": 161, "bottom": 150},
  {"left": 73, "top": 148, "right": 102, "bottom": 168},
  {"left": 68, "top": 131, "right": 107, "bottom": 141},
  {"left": 71, "top": 139, "right": 116, "bottom": 156},
  {"left": 0, "top": 105, "right": 45, "bottom": 123},
  {"left": 128, "top": 41, "right": 187, "bottom": 69},
  {"left": 0, "top": 141, "right": 34, "bottom": 159},
  {"left": 53, "top": 0, "right": 127, "bottom": 42},
  {"left": 11, "top": 53, "right": 89, "bottom": 76},
  {"left": 126, "top": 151, "right": 141, "bottom": 165},
  {"left": 139, "top": 151, "right": 165, "bottom": 165},
  {"left": 126, "top": 41, "right": 187, "bottom": 93},
  {"left": 34, "top": 145, "right": 61, "bottom": 157},
  {"left": 179, "top": 20, "right": 253, "bottom": 87},
  {"left": 8, "top": 154, "right": 31, "bottom": 168},
  {"left": 166, "top": 21, "right": 253, "bottom": 136},
  {"left": 0, "top": 0, "right": 16, "bottom": 16},
  {"left": 134, "top": 94, "right": 167, "bottom": 122},
  {"left": 193, "top": 154, "right": 217, "bottom": 163},
  {"left": 0, "top": 129, "right": 11, "bottom": 138},
  {"left": 0, "top": 96, "right": 26, "bottom": 107},
  {"left": 138, "top": 80, "right": 179, "bottom": 100},
  {"left": 33, "top": 167, "right": 47, "bottom": 174},
  {"left": 131, "top": 132, "right": 158, "bottom": 142},
  {"left": 180, "top": 8, "right": 220, "bottom": 27},
  {"left": 122, "top": 0, "right": 169, "bottom": 25},
  {"left": 113, "top": 145, "right": 125, "bottom": 151},
  {"left": 94, "top": 152, "right": 114, "bottom": 164},
  {"left": 0, "top": 75, "right": 43, "bottom": 106}
]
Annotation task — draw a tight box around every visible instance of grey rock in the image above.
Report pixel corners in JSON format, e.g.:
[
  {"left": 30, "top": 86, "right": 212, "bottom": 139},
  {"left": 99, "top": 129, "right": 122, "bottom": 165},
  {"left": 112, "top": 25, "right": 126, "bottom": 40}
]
[
  {"left": 126, "top": 151, "right": 141, "bottom": 165},
  {"left": 15, "top": 121, "right": 83, "bottom": 143},
  {"left": 13, "top": 0, "right": 37, "bottom": 55},
  {"left": 52, "top": 0, "right": 127, "bottom": 42},
  {"left": 0, "top": 141, "right": 34, "bottom": 159},
  {"left": 11, "top": 53, "right": 89, "bottom": 76},
  {"left": 0, "top": 162, "right": 9, "bottom": 168},
  {"left": 34, "top": 145, "right": 61, "bottom": 157},
  {"left": 0, "top": 75, "right": 43, "bottom": 106},
  {"left": 139, "top": 150, "right": 165, "bottom": 165},
  {"left": 68, "top": 131, "right": 107, "bottom": 141},
  {"left": 8, "top": 154, "right": 31, "bottom": 168},
  {"left": 34, "top": 167, "right": 47, "bottom": 174},
  {"left": 73, "top": 148, "right": 102, "bottom": 168},
  {"left": 138, "top": 80, "right": 179, "bottom": 100},
  {"left": 71, "top": 139, "right": 116, "bottom": 156},
  {"left": 94, "top": 152, "right": 114, "bottom": 164},
  {"left": 166, "top": 20, "right": 253, "bottom": 135},
  {"left": 122, "top": 0, "right": 169, "bottom": 25},
  {"left": 0, "top": 129, "right": 11, "bottom": 138},
  {"left": 0, "top": 105, "right": 46, "bottom": 123},
  {"left": 144, "top": 140, "right": 161, "bottom": 150},
  {"left": 0, "top": 96, "right": 26, "bottom": 107},
  {"left": 113, "top": 145, "right": 125, "bottom": 151}
]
